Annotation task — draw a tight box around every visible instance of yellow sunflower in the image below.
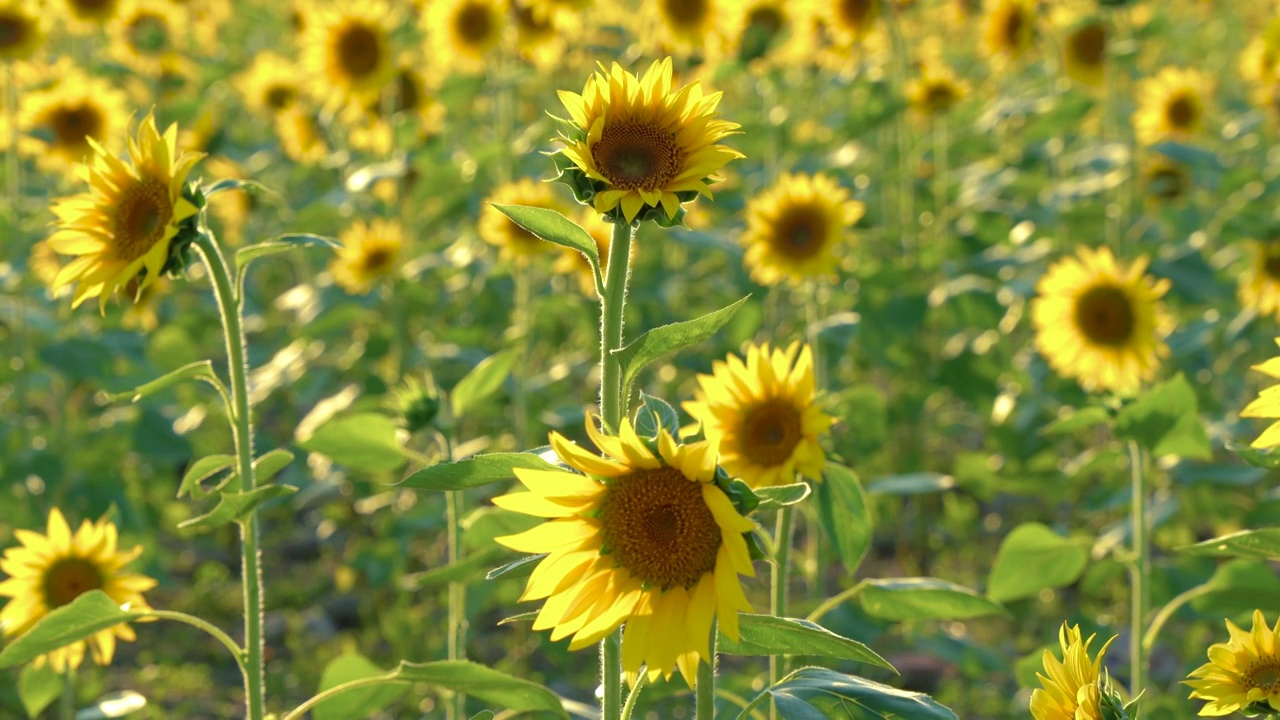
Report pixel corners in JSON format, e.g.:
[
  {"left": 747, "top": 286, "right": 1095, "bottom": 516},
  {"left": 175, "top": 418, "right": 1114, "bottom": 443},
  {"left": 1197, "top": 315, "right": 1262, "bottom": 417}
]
[
  {"left": 1185, "top": 610, "right": 1280, "bottom": 716},
  {"left": 1239, "top": 22, "right": 1280, "bottom": 86},
  {"left": 16, "top": 63, "right": 130, "bottom": 180},
  {"left": 556, "top": 57, "right": 742, "bottom": 225},
  {"left": 683, "top": 342, "right": 833, "bottom": 489},
  {"left": 982, "top": 0, "right": 1035, "bottom": 64},
  {"left": 236, "top": 51, "right": 304, "bottom": 117},
  {"left": 1132, "top": 67, "right": 1210, "bottom": 147},
  {"left": 330, "top": 217, "right": 403, "bottom": 294},
  {"left": 425, "top": 0, "right": 504, "bottom": 74},
  {"left": 905, "top": 63, "right": 969, "bottom": 117},
  {"left": 817, "top": 0, "right": 882, "bottom": 45},
  {"left": 552, "top": 207, "right": 613, "bottom": 296},
  {"left": 493, "top": 416, "right": 756, "bottom": 686},
  {"left": 647, "top": 0, "right": 724, "bottom": 57},
  {"left": 47, "top": 112, "right": 203, "bottom": 311},
  {"left": 729, "top": 0, "right": 813, "bottom": 66},
  {"left": 513, "top": 0, "right": 567, "bottom": 68},
  {"left": 1142, "top": 155, "right": 1191, "bottom": 204},
  {"left": 1030, "top": 245, "right": 1172, "bottom": 395},
  {"left": 0, "top": 0, "right": 44, "bottom": 62},
  {"left": 1029, "top": 623, "right": 1115, "bottom": 720},
  {"left": 300, "top": 0, "right": 398, "bottom": 112},
  {"left": 274, "top": 106, "right": 330, "bottom": 164},
  {"left": 739, "top": 172, "right": 863, "bottom": 286},
  {"left": 54, "top": 0, "right": 122, "bottom": 33},
  {"left": 1062, "top": 18, "right": 1106, "bottom": 88},
  {"left": 0, "top": 509, "right": 156, "bottom": 673},
  {"left": 1238, "top": 342, "right": 1280, "bottom": 448},
  {"left": 1238, "top": 240, "right": 1280, "bottom": 320},
  {"left": 108, "top": 0, "right": 187, "bottom": 76},
  {"left": 479, "top": 178, "right": 573, "bottom": 262}
]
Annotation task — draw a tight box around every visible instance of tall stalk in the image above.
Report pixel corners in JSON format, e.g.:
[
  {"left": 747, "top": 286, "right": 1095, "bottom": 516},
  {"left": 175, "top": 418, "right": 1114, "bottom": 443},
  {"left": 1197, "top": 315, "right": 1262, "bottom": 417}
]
[
  {"left": 695, "top": 620, "right": 718, "bottom": 720},
  {"left": 194, "top": 231, "right": 265, "bottom": 720},
  {"left": 1128, "top": 440, "right": 1148, "bottom": 698}
]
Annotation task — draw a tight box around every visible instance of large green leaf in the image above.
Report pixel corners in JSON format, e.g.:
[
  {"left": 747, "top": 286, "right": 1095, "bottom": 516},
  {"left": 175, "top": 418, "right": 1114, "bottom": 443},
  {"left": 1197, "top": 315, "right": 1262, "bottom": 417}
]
[
  {"left": 819, "top": 463, "right": 873, "bottom": 574},
  {"left": 1190, "top": 559, "right": 1280, "bottom": 617},
  {"left": 313, "top": 654, "right": 409, "bottom": 720},
  {"left": 492, "top": 204, "right": 602, "bottom": 292},
  {"left": 0, "top": 592, "right": 134, "bottom": 669},
  {"left": 986, "top": 523, "right": 1090, "bottom": 603},
  {"left": 739, "top": 667, "right": 957, "bottom": 720},
  {"left": 235, "top": 233, "right": 341, "bottom": 273},
  {"left": 1114, "top": 373, "right": 1211, "bottom": 459},
  {"left": 18, "top": 663, "right": 62, "bottom": 718},
  {"left": 177, "top": 485, "right": 297, "bottom": 531},
  {"left": 399, "top": 452, "right": 561, "bottom": 491},
  {"left": 452, "top": 350, "right": 516, "bottom": 419},
  {"left": 718, "top": 615, "right": 893, "bottom": 671},
  {"left": 298, "top": 413, "right": 406, "bottom": 473},
  {"left": 177, "top": 454, "right": 236, "bottom": 500},
  {"left": 859, "top": 578, "right": 1007, "bottom": 621},
  {"left": 613, "top": 295, "right": 750, "bottom": 399},
  {"left": 1181, "top": 528, "right": 1280, "bottom": 560}
]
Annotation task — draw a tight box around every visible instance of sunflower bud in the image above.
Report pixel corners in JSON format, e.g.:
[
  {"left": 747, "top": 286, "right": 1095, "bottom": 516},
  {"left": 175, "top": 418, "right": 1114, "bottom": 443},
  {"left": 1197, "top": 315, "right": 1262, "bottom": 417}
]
[{"left": 394, "top": 374, "right": 442, "bottom": 434}]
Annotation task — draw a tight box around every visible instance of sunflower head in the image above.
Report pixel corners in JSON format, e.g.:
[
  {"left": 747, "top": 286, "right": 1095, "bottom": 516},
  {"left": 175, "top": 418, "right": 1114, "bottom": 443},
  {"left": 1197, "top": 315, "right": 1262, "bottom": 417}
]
[
  {"left": 1062, "top": 18, "right": 1106, "bottom": 87},
  {"left": 57, "top": 0, "right": 122, "bottom": 32},
  {"left": 300, "top": 0, "right": 398, "bottom": 112},
  {"left": 493, "top": 412, "right": 758, "bottom": 686},
  {"left": 1143, "top": 155, "right": 1190, "bottom": 204},
  {"left": 1133, "top": 67, "right": 1210, "bottom": 146},
  {"left": 1029, "top": 623, "right": 1118, "bottom": 720},
  {"left": 392, "top": 372, "right": 442, "bottom": 433},
  {"left": 236, "top": 51, "right": 303, "bottom": 116},
  {"left": 1238, "top": 240, "right": 1280, "bottom": 320},
  {"left": 0, "top": 0, "right": 43, "bottom": 61},
  {"left": 551, "top": 57, "right": 743, "bottom": 226},
  {"left": 982, "top": 0, "right": 1035, "bottom": 64},
  {"left": 273, "top": 106, "right": 329, "bottom": 164},
  {"left": 684, "top": 341, "right": 833, "bottom": 488},
  {"left": 18, "top": 63, "right": 130, "bottom": 179},
  {"left": 1186, "top": 610, "right": 1280, "bottom": 717},
  {"left": 905, "top": 64, "right": 969, "bottom": 117},
  {"left": 47, "top": 112, "right": 204, "bottom": 312},
  {"left": 0, "top": 508, "right": 156, "bottom": 672},
  {"left": 479, "top": 178, "right": 572, "bottom": 262},
  {"left": 426, "top": 0, "right": 504, "bottom": 73},
  {"left": 1030, "top": 245, "right": 1172, "bottom": 395},
  {"left": 330, "top": 217, "right": 403, "bottom": 294},
  {"left": 110, "top": 0, "right": 185, "bottom": 76},
  {"left": 822, "top": 0, "right": 882, "bottom": 45},
  {"left": 740, "top": 172, "right": 863, "bottom": 286}
]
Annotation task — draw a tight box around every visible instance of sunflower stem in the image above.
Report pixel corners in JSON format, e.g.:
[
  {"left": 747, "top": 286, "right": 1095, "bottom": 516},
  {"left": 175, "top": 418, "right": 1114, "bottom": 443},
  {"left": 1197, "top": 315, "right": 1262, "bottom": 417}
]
[
  {"left": 1128, "top": 439, "right": 1148, "bottom": 700},
  {"left": 769, "top": 505, "right": 795, "bottom": 712},
  {"left": 60, "top": 668, "right": 75, "bottom": 720},
  {"left": 513, "top": 261, "right": 532, "bottom": 449},
  {"left": 695, "top": 621, "right": 718, "bottom": 720},
  {"left": 620, "top": 672, "right": 648, "bottom": 720},
  {"left": 445, "top": 435, "right": 467, "bottom": 720},
  {"left": 194, "top": 230, "right": 266, "bottom": 720}
]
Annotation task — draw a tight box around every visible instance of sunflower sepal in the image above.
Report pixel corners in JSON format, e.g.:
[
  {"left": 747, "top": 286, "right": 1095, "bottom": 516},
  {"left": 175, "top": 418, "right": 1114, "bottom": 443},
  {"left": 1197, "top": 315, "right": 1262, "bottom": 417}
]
[
  {"left": 1099, "top": 670, "right": 1139, "bottom": 719},
  {"left": 157, "top": 193, "right": 207, "bottom": 279},
  {"left": 753, "top": 482, "right": 812, "bottom": 509},
  {"left": 634, "top": 392, "right": 681, "bottom": 441},
  {"left": 722, "top": 476, "right": 762, "bottom": 516}
]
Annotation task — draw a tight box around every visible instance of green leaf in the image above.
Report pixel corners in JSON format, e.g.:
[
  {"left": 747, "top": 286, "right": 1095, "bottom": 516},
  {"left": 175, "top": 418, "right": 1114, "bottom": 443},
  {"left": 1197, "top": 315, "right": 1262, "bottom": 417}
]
[
  {"left": 1226, "top": 441, "right": 1280, "bottom": 469},
  {"left": 177, "top": 454, "right": 236, "bottom": 500},
  {"left": 633, "top": 392, "right": 680, "bottom": 440},
  {"left": 1043, "top": 406, "right": 1112, "bottom": 436},
  {"left": 302, "top": 660, "right": 566, "bottom": 717},
  {"left": 177, "top": 485, "right": 297, "bottom": 531},
  {"left": 492, "top": 204, "right": 601, "bottom": 291},
  {"left": 0, "top": 592, "right": 134, "bottom": 669},
  {"left": 108, "top": 360, "right": 223, "bottom": 403},
  {"left": 452, "top": 350, "right": 517, "bottom": 419},
  {"left": 986, "top": 523, "right": 1090, "bottom": 603},
  {"left": 403, "top": 548, "right": 509, "bottom": 590},
  {"left": 739, "top": 667, "right": 957, "bottom": 720},
  {"left": 204, "top": 177, "right": 271, "bottom": 197},
  {"left": 867, "top": 472, "right": 956, "bottom": 496},
  {"left": 1114, "top": 373, "right": 1211, "bottom": 459},
  {"left": 235, "top": 233, "right": 341, "bottom": 273},
  {"left": 254, "top": 449, "right": 295, "bottom": 483},
  {"left": 313, "top": 654, "right": 409, "bottom": 720},
  {"left": 469, "top": 712, "right": 495, "bottom": 720},
  {"left": 18, "top": 663, "right": 62, "bottom": 719},
  {"left": 400, "top": 452, "right": 561, "bottom": 492},
  {"left": 754, "top": 483, "right": 812, "bottom": 509},
  {"left": 819, "top": 463, "right": 873, "bottom": 574},
  {"left": 1190, "top": 559, "right": 1280, "bottom": 617},
  {"left": 1181, "top": 528, "right": 1280, "bottom": 560},
  {"left": 299, "top": 413, "right": 406, "bottom": 473},
  {"left": 613, "top": 295, "right": 751, "bottom": 400},
  {"left": 859, "top": 578, "right": 1008, "bottom": 621},
  {"left": 718, "top": 615, "right": 894, "bottom": 671}
]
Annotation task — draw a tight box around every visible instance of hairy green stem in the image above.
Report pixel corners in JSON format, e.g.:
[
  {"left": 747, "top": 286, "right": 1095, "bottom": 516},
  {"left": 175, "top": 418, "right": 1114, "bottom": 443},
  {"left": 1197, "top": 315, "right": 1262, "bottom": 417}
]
[
  {"left": 805, "top": 582, "right": 867, "bottom": 625},
  {"left": 281, "top": 678, "right": 413, "bottom": 720},
  {"left": 60, "top": 668, "right": 75, "bottom": 720},
  {"left": 514, "top": 262, "right": 532, "bottom": 448},
  {"left": 447, "top": 486, "right": 466, "bottom": 720},
  {"left": 145, "top": 609, "right": 247, "bottom": 673},
  {"left": 195, "top": 231, "right": 265, "bottom": 720},
  {"left": 1128, "top": 440, "right": 1148, "bottom": 699},
  {"left": 620, "top": 672, "right": 647, "bottom": 720},
  {"left": 695, "top": 621, "right": 718, "bottom": 720}
]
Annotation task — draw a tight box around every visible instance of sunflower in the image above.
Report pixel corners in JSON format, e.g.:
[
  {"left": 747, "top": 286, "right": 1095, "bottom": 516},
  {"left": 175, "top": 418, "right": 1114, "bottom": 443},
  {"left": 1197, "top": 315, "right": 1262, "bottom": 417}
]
[
  {"left": 982, "top": 0, "right": 1035, "bottom": 64},
  {"left": 330, "top": 218, "right": 403, "bottom": 294},
  {"left": 1185, "top": 610, "right": 1280, "bottom": 716},
  {"left": 109, "top": 0, "right": 186, "bottom": 76},
  {"left": 47, "top": 112, "right": 203, "bottom": 311},
  {"left": 54, "top": 0, "right": 122, "bottom": 33},
  {"left": 1061, "top": 17, "right": 1106, "bottom": 87},
  {"left": 17, "top": 63, "right": 130, "bottom": 180},
  {"left": 493, "top": 416, "right": 756, "bottom": 686},
  {"left": 0, "top": 509, "right": 156, "bottom": 673},
  {"left": 1238, "top": 240, "right": 1280, "bottom": 320},
  {"left": 1239, "top": 22, "right": 1280, "bottom": 86},
  {"left": 905, "top": 63, "right": 969, "bottom": 117},
  {"left": 274, "top": 106, "right": 329, "bottom": 164},
  {"left": 729, "top": 0, "right": 811, "bottom": 66},
  {"left": 425, "top": 0, "right": 504, "bottom": 73},
  {"left": 555, "top": 58, "right": 742, "bottom": 225},
  {"left": 818, "top": 0, "right": 882, "bottom": 45},
  {"left": 683, "top": 342, "right": 833, "bottom": 489},
  {"left": 0, "top": 0, "right": 44, "bottom": 62},
  {"left": 1132, "top": 67, "right": 1210, "bottom": 146},
  {"left": 1142, "top": 155, "right": 1191, "bottom": 203},
  {"left": 739, "top": 172, "right": 863, "bottom": 286},
  {"left": 300, "top": 0, "right": 398, "bottom": 112},
  {"left": 236, "top": 51, "right": 304, "bottom": 117},
  {"left": 552, "top": 207, "right": 613, "bottom": 296},
  {"left": 1029, "top": 623, "right": 1116, "bottom": 720},
  {"left": 513, "top": 0, "right": 566, "bottom": 68},
  {"left": 1031, "top": 245, "right": 1172, "bottom": 395},
  {"left": 479, "top": 178, "right": 573, "bottom": 262},
  {"left": 648, "top": 0, "right": 724, "bottom": 57}
]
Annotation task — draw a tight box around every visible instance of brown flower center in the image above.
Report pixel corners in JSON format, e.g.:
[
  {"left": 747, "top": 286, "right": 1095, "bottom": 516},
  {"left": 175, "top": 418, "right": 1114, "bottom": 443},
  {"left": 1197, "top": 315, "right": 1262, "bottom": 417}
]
[
  {"left": 737, "top": 398, "right": 804, "bottom": 468},
  {"left": 1002, "top": 6, "right": 1026, "bottom": 49},
  {"left": 1069, "top": 23, "right": 1106, "bottom": 67},
  {"left": 838, "top": 0, "right": 876, "bottom": 30},
  {"left": 43, "top": 558, "right": 104, "bottom": 608},
  {"left": 661, "top": 0, "right": 708, "bottom": 27},
  {"left": 1245, "top": 658, "right": 1280, "bottom": 695},
  {"left": 361, "top": 245, "right": 395, "bottom": 273},
  {"left": 1147, "top": 165, "right": 1185, "bottom": 201},
  {"left": 599, "top": 466, "right": 722, "bottom": 590},
  {"left": 69, "top": 0, "right": 115, "bottom": 18},
  {"left": 265, "top": 84, "right": 296, "bottom": 110},
  {"left": 1165, "top": 93, "right": 1198, "bottom": 129},
  {"left": 1264, "top": 248, "right": 1280, "bottom": 281},
  {"left": 455, "top": 2, "right": 494, "bottom": 44},
  {"left": 747, "top": 6, "right": 784, "bottom": 37},
  {"left": 1074, "top": 284, "right": 1134, "bottom": 346},
  {"left": 114, "top": 177, "right": 174, "bottom": 261},
  {"left": 49, "top": 103, "right": 104, "bottom": 153},
  {"left": 924, "top": 81, "right": 959, "bottom": 112},
  {"left": 770, "top": 203, "right": 829, "bottom": 260},
  {"left": 0, "top": 12, "right": 30, "bottom": 50},
  {"left": 592, "top": 122, "right": 683, "bottom": 192},
  {"left": 127, "top": 12, "right": 170, "bottom": 55},
  {"left": 336, "top": 22, "right": 382, "bottom": 78}
]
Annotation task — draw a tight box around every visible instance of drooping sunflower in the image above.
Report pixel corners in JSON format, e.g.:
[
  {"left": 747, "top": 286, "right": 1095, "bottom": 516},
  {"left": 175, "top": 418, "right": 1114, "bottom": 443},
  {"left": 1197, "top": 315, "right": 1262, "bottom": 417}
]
[
  {"left": 236, "top": 51, "right": 304, "bottom": 117},
  {"left": 54, "top": 0, "right": 122, "bottom": 33},
  {"left": 300, "top": 0, "right": 398, "bottom": 112},
  {"left": 982, "top": 0, "right": 1035, "bottom": 65},
  {"left": 425, "top": 0, "right": 504, "bottom": 73},
  {"left": 330, "top": 217, "right": 403, "bottom": 294},
  {"left": 1239, "top": 240, "right": 1280, "bottom": 320},
  {"left": 0, "top": 509, "right": 156, "bottom": 673},
  {"left": 683, "top": 342, "right": 833, "bottom": 488},
  {"left": 1133, "top": 67, "right": 1210, "bottom": 147},
  {"left": 1185, "top": 610, "right": 1280, "bottom": 716},
  {"left": 479, "top": 178, "right": 573, "bottom": 262},
  {"left": 1029, "top": 623, "right": 1116, "bottom": 720},
  {"left": 552, "top": 207, "right": 613, "bottom": 296},
  {"left": 556, "top": 58, "right": 742, "bottom": 225},
  {"left": 905, "top": 63, "right": 969, "bottom": 117},
  {"left": 739, "top": 172, "right": 863, "bottom": 286},
  {"left": 108, "top": 0, "right": 187, "bottom": 76},
  {"left": 1031, "top": 245, "right": 1172, "bottom": 395},
  {"left": 47, "top": 112, "right": 203, "bottom": 311},
  {"left": 17, "top": 63, "right": 130, "bottom": 180},
  {"left": 0, "top": 0, "right": 44, "bottom": 62},
  {"left": 1061, "top": 17, "right": 1106, "bottom": 87},
  {"left": 493, "top": 416, "right": 756, "bottom": 686}
]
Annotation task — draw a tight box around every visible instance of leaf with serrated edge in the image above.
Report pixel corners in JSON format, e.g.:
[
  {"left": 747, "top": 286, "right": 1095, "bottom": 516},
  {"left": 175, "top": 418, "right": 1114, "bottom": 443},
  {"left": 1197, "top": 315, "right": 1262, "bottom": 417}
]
[
  {"left": 718, "top": 614, "right": 894, "bottom": 671},
  {"left": 614, "top": 295, "right": 750, "bottom": 399},
  {"left": 754, "top": 483, "right": 812, "bottom": 509},
  {"left": 178, "top": 485, "right": 297, "bottom": 531},
  {"left": 399, "top": 453, "right": 561, "bottom": 492},
  {"left": 492, "top": 204, "right": 601, "bottom": 285}
]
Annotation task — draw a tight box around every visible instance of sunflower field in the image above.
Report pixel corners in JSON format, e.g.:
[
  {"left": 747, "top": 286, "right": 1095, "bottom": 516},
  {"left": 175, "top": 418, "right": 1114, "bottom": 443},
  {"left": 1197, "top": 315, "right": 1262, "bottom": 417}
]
[{"left": 8, "top": 0, "right": 1280, "bottom": 718}]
